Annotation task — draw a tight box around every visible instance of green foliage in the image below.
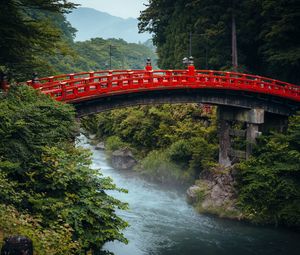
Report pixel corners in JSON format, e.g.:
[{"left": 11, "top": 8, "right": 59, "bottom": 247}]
[
  {"left": 0, "top": 1, "right": 156, "bottom": 81},
  {"left": 82, "top": 104, "right": 218, "bottom": 184},
  {"left": 0, "top": 86, "right": 128, "bottom": 252},
  {"left": 105, "top": 136, "right": 129, "bottom": 152},
  {"left": 237, "top": 112, "right": 300, "bottom": 227},
  {"left": 0, "top": 0, "right": 76, "bottom": 80},
  {"left": 139, "top": 0, "right": 300, "bottom": 84},
  {"left": 0, "top": 85, "right": 76, "bottom": 172},
  {"left": 32, "top": 145, "right": 128, "bottom": 249},
  {"left": 46, "top": 38, "right": 157, "bottom": 77},
  {"left": 0, "top": 204, "right": 79, "bottom": 255}
]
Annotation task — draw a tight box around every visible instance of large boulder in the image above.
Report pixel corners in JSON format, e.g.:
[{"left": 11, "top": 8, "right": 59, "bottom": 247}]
[
  {"left": 111, "top": 148, "right": 137, "bottom": 170},
  {"left": 186, "top": 166, "right": 242, "bottom": 219}
]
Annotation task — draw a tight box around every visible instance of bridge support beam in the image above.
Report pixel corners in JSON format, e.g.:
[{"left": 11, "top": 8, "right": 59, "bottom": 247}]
[
  {"left": 246, "top": 123, "right": 259, "bottom": 159},
  {"left": 218, "top": 118, "right": 231, "bottom": 167},
  {"left": 217, "top": 106, "right": 265, "bottom": 166}
]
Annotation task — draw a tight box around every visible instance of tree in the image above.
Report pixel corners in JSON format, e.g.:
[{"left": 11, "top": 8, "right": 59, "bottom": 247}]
[
  {"left": 258, "top": 0, "right": 300, "bottom": 83},
  {"left": 138, "top": 0, "right": 300, "bottom": 83},
  {"left": 0, "top": 0, "right": 77, "bottom": 80},
  {"left": 237, "top": 113, "right": 300, "bottom": 228},
  {"left": 0, "top": 86, "right": 128, "bottom": 252}
]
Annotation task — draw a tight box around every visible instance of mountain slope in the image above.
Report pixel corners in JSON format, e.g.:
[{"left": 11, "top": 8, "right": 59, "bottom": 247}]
[{"left": 66, "top": 7, "right": 151, "bottom": 43}]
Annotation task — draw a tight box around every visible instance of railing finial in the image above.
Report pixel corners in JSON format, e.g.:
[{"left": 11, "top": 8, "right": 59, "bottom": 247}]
[{"left": 145, "top": 58, "right": 152, "bottom": 71}]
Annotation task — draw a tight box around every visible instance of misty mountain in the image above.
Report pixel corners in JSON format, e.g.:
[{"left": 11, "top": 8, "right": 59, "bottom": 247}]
[{"left": 66, "top": 7, "right": 151, "bottom": 43}]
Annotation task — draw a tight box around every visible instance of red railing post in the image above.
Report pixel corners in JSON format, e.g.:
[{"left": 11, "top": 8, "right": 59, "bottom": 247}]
[
  {"left": 145, "top": 59, "right": 153, "bottom": 87},
  {"left": 84, "top": 78, "right": 90, "bottom": 93},
  {"left": 60, "top": 82, "right": 67, "bottom": 101},
  {"left": 107, "top": 74, "right": 112, "bottom": 91},
  {"left": 145, "top": 58, "right": 152, "bottom": 71},
  {"left": 128, "top": 71, "right": 133, "bottom": 88},
  {"left": 187, "top": 57, "right": 195, "bottom": 82}
]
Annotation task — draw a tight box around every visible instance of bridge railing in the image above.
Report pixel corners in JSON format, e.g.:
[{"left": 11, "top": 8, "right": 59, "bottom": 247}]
[
  {"left": 26, "top": 70, "right": 145, "bottom": 87},
  {"left": 25, "top": 69, "right": 300, "bottom": 103}
]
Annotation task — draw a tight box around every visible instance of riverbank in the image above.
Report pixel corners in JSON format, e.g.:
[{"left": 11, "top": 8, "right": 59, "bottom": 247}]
[
  {"left": 80, "top": 135, "right": 300, "bottom": 255},
  {"left": 88, "top": 132, "right": 242, "bottom": 221},
  {"left": 81, "top": 105, "right": 300, "bottom": 230},
  {"left": 186, "top": 166, "right": 243, "bottom": 220}
]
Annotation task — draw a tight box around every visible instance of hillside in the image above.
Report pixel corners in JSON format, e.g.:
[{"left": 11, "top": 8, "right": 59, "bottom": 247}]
[
  {"left": 66, "top": 7, "right": 151, "bottom": 43},
  {"left": 47, "top": 38, "right": 157, "bottom": 76}
]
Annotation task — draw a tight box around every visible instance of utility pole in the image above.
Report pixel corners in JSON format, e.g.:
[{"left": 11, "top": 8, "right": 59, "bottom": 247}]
[
  {"left": 189, "top": 31, "right": 192, "bottom": 57},
  {"left": 109, "top": 45, "right": 117, "bottom": 70},
  {"left": 231, "top": 3, "right": 238, "bottom": 71}
]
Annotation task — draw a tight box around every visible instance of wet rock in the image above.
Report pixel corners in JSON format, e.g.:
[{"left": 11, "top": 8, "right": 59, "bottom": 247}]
[
  {"left": 186, "top": 185, "right": 202, "bottom": 204},
  {"left": 111, "top": 148, "right": 137, "bottom": 170},
  {"left": 187, "top": 166, "right": 242, "bottom": 219},
  {"left": 95, "top": 142, "right": 105, "bottom": 150},
  {"left": 89, "top": 134, "right": 96, "bottom": 140}
]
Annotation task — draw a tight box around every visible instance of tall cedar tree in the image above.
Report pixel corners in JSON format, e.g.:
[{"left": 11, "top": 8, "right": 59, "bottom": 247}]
[{"left": 139, "top": 0, "right": 300, "bottom": 84}]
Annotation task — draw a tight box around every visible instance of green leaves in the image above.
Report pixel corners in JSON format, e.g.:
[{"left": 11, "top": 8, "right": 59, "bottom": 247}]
[
  {"left": 139, "top": 0, "right": 300, "bottom": 84},
  {"left": 0, "top": 85, "right": 128, "bottom": 252},
  {"left": 0, "top": 0, "right": 76, "bottom": 80},
  {"left": 237, "top": 112, "right": 300, "bottom": 227},
  {"left": 82, "top": 104, "right": 218, "bottom": 184},
  {"left": 0, "top": 204, "right": 79, "bottom": 255}
]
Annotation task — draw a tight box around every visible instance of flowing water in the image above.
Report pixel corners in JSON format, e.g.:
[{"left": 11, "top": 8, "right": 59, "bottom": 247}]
[{"left": 78, "top": 135, "right": 300, "bottom": 255}]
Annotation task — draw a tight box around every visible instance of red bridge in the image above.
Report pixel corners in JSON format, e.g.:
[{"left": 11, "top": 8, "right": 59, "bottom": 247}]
[
  {"left": 21, "top": 64, "right": 300, "bottom": 117},
  {"left": 2, "top": 63, "right": 299, "bottom": 166}
]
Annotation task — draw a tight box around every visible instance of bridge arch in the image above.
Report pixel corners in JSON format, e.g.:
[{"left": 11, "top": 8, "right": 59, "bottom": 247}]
[
  {"left": 72, "top": 88, "right": 298, "bottom": 117},
  {"left": 23, "top": 67, "right": 300, "bottom": 117},
  {"left": 22, "top": 66, "right": 300, "bottom": 166}
]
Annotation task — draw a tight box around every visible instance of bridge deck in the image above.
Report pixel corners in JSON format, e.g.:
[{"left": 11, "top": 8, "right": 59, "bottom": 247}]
[{"left": 25, "top": 69, "right": 300, "bottom": 104}]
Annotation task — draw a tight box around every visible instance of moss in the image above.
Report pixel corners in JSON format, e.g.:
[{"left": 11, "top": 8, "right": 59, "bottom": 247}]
[{"left": 196, "top": 203, "right": 243, "bottom": 220}]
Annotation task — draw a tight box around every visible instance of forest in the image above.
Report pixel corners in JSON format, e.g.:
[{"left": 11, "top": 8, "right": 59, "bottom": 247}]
[
  {"left": 0, "top": 0, "right": 300, "bottom": 254},
  {"left": 139, "top": 0, "right": 300, "bottom": 84},
  {"left": 0, "top": 1, "right": 156, "bottom": 81}
]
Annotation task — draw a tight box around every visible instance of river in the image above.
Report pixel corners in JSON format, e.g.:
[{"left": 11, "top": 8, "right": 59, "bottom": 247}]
[{"left": 78, "top": 135, "right": 300, "bottom": 255}]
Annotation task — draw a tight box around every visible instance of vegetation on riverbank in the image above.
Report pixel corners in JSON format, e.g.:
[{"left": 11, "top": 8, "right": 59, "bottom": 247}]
[
  {"left": 0, "top": 86, "right": 128, "bottom": 253},
  {"left": 137, "top": 0, "right": 300, "bottom": 228},
  {"left": 82, "top": 104, "right": 218, "bottom": 184},
  {"left": 1, "top": 2, "right": 299, "bottom": 249},
  {"left": 186, "top": 112, "right": 300, "bottom": 229},
  {"left": 236, "top": 113, "right": 300, "bottom": 228}
]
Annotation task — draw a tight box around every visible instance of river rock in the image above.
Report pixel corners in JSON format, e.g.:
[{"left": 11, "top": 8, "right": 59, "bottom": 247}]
[
  {"left": 95, "top": 142, "right": 105, "bottom": 150},
  {"left": 111, "top": 148, "right": 137, "bottom": 170},
  {"left": 88, "top": 134, "right": 96, "bottom": 140},
  {"left": 187, "top": 166, "right": 242, "bottom": 219},
  {"left": 186, "top": 185, "right": 202, "bottom": 204}
]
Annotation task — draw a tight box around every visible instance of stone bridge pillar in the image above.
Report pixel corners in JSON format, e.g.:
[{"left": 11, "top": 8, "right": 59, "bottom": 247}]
[
  {"left": 218, "top": 118, "right": 231, "bottom": 167},
  {"left": 217, "top": 106, "right": 265, "bottom": 166}
]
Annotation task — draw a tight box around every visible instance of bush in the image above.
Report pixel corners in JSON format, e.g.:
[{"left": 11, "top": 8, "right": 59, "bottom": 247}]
[
  {"left": 138, "top": 150, "right": 190, "bottom": 183},
  {"left": 0, "top": 86, "right": 128, "bottom": 252},
  {"left": 105, "top": 136, "right": 128, "bottom": 152},
  {"left": 237, "top": 112, "right": 300, "bottom": 228},
  {"left": 0, "top": 204, "right": 79, "bottom": 255}
]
